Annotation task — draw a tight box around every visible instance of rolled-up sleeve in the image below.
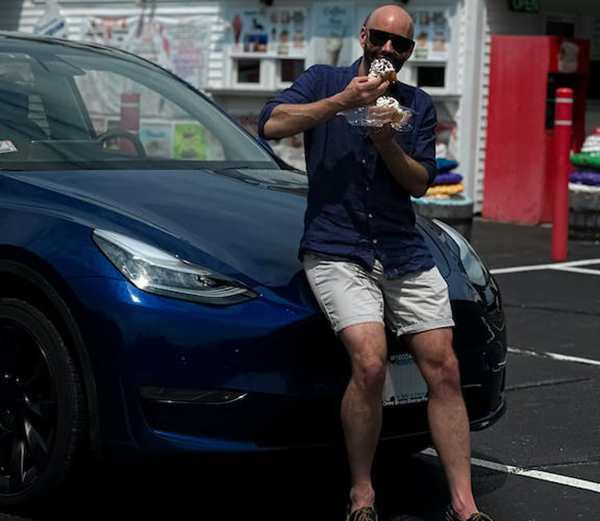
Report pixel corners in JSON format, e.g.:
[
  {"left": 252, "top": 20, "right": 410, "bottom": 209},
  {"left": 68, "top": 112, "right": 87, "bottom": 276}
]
[
  {"left": 412, "top": 95, "right": 438, "bottom": 186},
  {"left": 257, "top": 65, "right": 321, "bottom": 139}
]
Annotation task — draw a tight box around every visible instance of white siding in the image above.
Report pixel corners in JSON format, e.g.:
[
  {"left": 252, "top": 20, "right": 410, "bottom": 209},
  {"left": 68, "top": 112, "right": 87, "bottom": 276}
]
[
  {"left": 453, "top": 0, "right": 487, "bottom": 211},
  {"left": 474, "top": 5, "right": 491, "bottom": 213}
]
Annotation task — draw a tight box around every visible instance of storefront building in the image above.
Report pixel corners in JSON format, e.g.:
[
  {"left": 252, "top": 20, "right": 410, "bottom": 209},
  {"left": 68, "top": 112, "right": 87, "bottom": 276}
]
[
  {"left": 2, "top": 0, "right": 600, "bottom": 215},
  {"left": 483, "top": 0, "right": 600, "bottom": 223}
]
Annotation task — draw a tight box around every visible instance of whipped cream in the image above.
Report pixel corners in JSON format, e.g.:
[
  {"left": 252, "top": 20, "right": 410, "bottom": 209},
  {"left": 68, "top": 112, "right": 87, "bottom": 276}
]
[
  {"left": 368, "top": 58, "right": 396, "bottom": 81},
  {"left": 375, "top": 96, "right": 399, "bottom": 110},
  {"left": 374, "top": 96, "right": 404, "bottom": 120}
]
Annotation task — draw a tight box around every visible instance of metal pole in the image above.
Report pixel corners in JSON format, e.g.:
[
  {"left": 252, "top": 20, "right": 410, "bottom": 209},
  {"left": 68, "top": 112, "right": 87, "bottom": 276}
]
[{"left": 552, "top": 87, "right": 573, "bottom": 261}]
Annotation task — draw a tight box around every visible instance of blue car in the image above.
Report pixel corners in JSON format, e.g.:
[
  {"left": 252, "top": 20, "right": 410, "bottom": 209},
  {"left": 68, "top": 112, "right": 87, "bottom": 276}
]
[{"left": 0, "top": 33, "right": 506, "bottom": 508}]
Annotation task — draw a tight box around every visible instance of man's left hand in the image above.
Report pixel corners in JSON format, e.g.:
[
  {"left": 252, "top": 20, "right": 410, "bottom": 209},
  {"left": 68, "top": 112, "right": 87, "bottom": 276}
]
[{"left": 369, "top": 123, "right": 395, "bottom": 146}]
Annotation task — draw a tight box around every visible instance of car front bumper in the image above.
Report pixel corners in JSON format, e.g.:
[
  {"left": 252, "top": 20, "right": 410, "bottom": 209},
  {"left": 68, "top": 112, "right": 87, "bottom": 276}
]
[{"left": 67, "top": 277, "right": 507, "bottom": 454}]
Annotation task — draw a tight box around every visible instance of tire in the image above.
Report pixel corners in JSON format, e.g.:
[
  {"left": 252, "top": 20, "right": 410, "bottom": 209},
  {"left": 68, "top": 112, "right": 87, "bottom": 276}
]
[{"left": 0, "top": 298, "right": 86, "bottom": 509}]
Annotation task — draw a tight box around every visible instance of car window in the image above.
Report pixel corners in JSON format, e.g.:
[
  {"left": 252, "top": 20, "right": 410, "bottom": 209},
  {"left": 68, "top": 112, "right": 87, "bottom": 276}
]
[
  {"left": 73, "top": 70, "right": 225, "bottom": 161},
  {"left": 0, "top": 57, "right": 49, "bottom": 148},
  {"left": 0, "top": 45, "right": 278, "bottom": 171}
]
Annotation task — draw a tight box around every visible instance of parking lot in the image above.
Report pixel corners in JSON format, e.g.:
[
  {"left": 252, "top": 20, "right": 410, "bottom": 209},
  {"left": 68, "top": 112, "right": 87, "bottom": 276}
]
[
  {"left": 1, "top": 218, "right": 598, "bottom": 521},
  {"left": 452, "top": 219, "right": 600, "bottom": 521}
]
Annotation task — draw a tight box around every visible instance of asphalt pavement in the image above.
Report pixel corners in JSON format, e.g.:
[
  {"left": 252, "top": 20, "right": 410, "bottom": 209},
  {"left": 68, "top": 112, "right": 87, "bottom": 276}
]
[
  {"left": 463, "top": 218, "right": 600, "bottom": 521},
  {"left": 1, "top": 218, "right": 599, "bottom": 521}
]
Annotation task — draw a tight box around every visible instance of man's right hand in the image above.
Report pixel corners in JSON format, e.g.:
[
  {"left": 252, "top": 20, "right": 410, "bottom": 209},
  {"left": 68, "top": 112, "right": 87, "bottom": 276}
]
[
  {"left": 338, "top": 76, "right": 389, "bottom": 110},
  {"left": 262, "top": 76, "right": 388, "bottom": 140}
]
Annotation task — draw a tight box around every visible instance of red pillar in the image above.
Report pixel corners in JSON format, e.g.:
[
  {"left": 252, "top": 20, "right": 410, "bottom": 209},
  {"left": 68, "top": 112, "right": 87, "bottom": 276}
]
[
  {"left": 552, "top": 88, "right": 573, "bottom": 261},
  {"left": 120, "top": 92, "right": 140, "bottom": 155}
]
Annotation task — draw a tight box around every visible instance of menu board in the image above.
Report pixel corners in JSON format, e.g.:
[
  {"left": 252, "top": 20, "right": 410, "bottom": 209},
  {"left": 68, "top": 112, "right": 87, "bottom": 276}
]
[
  {"left": 230, "top": 7, "right": 307, "bottom": 57},
  {"left": 408, "top": 10, "right": 450, "bottom": 61},
  {"left": 312, "top": 3, "right": 354, "bottom": 67},
  {"left": 356, "top": 6, "right": 450, "bottom": 62}
]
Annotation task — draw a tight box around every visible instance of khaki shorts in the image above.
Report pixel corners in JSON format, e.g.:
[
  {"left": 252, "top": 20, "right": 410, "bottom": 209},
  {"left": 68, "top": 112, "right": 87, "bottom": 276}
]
[{"left": 303, "top": 255, "right": 455, "bottom": 336}]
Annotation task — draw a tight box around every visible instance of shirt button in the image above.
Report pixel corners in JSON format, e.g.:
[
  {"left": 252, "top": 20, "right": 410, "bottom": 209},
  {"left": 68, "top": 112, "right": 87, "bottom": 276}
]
[
  {"left": 361, "top": 159, "right": 367, "bottom": 165},
  {"left": 368, "top": 213, "right": 373, "bottom": 219},
  {"left": 366, "top": 186, "right": 370, "bottom": 192},
  {"left": 372, "top": 239, "right": 378, "bottom": 244}
]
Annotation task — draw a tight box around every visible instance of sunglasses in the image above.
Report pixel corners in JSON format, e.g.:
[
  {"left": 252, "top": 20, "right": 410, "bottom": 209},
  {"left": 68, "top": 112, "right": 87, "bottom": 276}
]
[{"left": 367, "top": 28, "right": 414, "bottom": 53}]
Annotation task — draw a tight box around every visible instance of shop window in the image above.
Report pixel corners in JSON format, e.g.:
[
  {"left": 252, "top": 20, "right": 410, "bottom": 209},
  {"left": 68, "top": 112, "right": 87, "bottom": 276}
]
[
  {"left": 224, "top": 7, "right": 307, "bottom": 91},
  {"left": 589, "top": 61, "right": 600, "bottom": 101},
  {"left": 73, "top": 70, "right": 225, "bottom": 160},
  {"left": 546, "top": 20, "right": 574, "bottom": 38},
  {"left": 236, "top": 59, "right": 261, "bottom": 84},
  {"left": 280, "top": 59, "right": 304, "bottom": 83},
  {"left": 417, "top": 66, "right": 445, "bottom": 88}
]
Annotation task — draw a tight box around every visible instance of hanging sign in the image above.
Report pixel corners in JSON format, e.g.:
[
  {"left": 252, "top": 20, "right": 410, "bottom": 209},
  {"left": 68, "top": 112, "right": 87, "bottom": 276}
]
[
  {"left": 312, "top": 3, "right": 353, "bottom": 67},
  {"left": 34, "top": 0, "right": 69, "bottom": 39},
  {"left": 508, "top": 0, "right": 540, "bottom": 13},
  {"left": 409, "top": 10, "right": 449, "bottom": 61},
  {"left": 229, "top": 7, "right": 307, "bottom": 57},
  {"left": 80, "top": 15, "right": 211, "bottom": 90}
]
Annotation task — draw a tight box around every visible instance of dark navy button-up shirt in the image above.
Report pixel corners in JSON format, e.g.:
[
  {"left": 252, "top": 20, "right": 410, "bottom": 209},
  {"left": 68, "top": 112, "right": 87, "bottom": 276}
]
[{"left": 258, "top": 58, "right": 438, "bottom": 278}]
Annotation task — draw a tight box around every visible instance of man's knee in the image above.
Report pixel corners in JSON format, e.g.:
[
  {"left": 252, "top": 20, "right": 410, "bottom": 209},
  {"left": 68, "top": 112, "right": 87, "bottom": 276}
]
[
  {"left": 424, "top": 351, "right": 461, "bottom": 394},
  {"left": 407, "top": 328, "right": 461, "bottom": 392},
  {"left": 353, "top": 356, "right": 387, "bottom": 392},
  {"left": 340, "top": 322, "right": 387, "bottom": 392}
]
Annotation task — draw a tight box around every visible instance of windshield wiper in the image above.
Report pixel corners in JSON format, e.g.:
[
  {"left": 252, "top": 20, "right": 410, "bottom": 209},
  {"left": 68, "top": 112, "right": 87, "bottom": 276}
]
[{"left": 213, "top": 165, "right": 262, "bottom": 171}]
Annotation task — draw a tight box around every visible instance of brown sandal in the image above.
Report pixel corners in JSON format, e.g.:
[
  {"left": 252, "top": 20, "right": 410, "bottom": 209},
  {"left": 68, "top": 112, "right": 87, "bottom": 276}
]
[
  {"left": 346, "top": 505, "right": 378, "bottom": 521},
  {"left": 444, "top": 505, "right": 494, "bottom": 521}
]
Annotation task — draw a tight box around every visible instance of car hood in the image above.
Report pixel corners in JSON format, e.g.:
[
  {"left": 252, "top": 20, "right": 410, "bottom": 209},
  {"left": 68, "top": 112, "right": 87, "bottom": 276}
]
[{"left": 8, "top": 168, "right": 309, "bottom": 288}]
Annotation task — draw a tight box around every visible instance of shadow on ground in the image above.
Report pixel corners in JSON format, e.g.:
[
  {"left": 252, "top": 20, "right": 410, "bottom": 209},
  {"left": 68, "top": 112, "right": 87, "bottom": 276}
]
[{"left": 14, "top": 445, "right": 509, "bottom": 521}]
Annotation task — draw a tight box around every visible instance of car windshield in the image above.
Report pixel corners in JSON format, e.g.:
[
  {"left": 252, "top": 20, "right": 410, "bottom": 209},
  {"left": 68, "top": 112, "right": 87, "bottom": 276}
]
[{"left": 0, "top": 40, "right": 279, "bottom": 171}]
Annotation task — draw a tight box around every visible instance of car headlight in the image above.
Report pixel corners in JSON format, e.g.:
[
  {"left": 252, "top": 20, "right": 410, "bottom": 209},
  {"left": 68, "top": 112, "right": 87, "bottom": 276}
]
[
  {"left": 92, "top": 229, "right": 259, "bottom": 305},
  {"left": 432, "top": 219, "right": 489, "bottom": 287}
]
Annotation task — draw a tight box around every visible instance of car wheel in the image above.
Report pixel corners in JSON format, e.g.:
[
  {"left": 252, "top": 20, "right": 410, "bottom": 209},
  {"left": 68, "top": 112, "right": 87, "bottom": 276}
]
[{"left": 0, "top": 298, "right": 86, "bottom": 509}]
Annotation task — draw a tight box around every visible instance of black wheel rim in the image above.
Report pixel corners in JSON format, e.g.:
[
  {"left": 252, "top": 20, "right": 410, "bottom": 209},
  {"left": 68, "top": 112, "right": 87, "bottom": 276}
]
[{"left": 0, "top": 319, "right": 57, "bottom": 495}]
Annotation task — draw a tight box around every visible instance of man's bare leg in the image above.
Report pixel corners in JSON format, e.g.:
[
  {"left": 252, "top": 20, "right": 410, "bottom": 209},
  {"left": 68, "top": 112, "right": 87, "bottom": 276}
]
[
  {"left": 406, "top": 327, "right": 478, "bottom": 521},
  {"left": 338, "top": 322, "right": 388, "bottom": 513}
]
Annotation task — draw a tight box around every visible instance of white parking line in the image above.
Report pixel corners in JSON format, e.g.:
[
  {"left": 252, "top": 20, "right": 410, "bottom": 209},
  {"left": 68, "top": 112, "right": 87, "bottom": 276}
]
[
  {"left": 508, "top": 347, "right": 600, "bottom": 367},
  {"left": 421, "top": 449, "right": 600, "bottom": 493},
  {"left": 490, "top": 258, "right": 600, "bottom": 275},
  {"left": 553, "top": 266, "right": 600, "bottom": 276}
]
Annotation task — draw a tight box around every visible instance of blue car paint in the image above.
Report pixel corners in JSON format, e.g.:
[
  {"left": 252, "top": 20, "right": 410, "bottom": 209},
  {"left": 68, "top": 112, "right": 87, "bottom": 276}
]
[
  {"left": 0, "top": 169, "right": 308, "bottom": 287},
  {"left": 0, "top": 166, "right": 348, "bottom": 451},
  {"left": 0, "top": 159, "right": 506, "bottom": 454}
]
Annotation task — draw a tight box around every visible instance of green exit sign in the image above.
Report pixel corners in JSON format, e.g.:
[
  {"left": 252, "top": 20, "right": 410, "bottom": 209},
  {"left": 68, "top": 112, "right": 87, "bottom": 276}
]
[{"left": 508, "top": 0, "right": 540, "bottom": 12}]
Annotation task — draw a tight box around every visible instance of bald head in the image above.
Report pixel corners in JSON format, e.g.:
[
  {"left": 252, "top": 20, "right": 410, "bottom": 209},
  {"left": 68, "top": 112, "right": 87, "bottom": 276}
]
[
  {"left": 363, "top": 5, "right": 414, "bottom": 40},
  {"left": 359, "top": 5, "right": 415, "bottom": 76}
]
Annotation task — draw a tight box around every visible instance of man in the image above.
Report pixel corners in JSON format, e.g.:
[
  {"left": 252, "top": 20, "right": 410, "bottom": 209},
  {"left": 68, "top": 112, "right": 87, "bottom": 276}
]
[{"left": 258, "top": 5, "right": 494, "bottom": 521}]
